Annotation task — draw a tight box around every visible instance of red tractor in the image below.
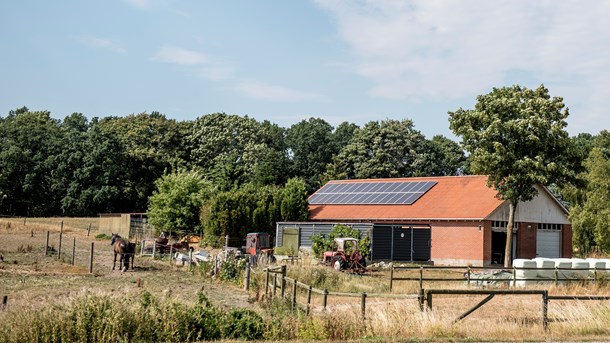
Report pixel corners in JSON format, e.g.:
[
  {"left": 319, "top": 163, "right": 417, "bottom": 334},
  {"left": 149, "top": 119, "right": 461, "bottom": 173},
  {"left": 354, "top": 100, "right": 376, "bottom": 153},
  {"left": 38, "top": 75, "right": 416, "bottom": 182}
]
[
  {"left": 245, "top": 232, "right": 275, "bottom": 266},
  {"left": 323, "top": 237, "right": 367, "bottom": 273}
]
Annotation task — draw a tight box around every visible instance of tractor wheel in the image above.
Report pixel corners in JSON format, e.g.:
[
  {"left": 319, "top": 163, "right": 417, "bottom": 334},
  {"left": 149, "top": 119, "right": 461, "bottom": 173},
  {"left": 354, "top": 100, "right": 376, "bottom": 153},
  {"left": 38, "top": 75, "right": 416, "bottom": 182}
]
[{"left": 332, "top": 256, "right": 345, "bottom": 271}]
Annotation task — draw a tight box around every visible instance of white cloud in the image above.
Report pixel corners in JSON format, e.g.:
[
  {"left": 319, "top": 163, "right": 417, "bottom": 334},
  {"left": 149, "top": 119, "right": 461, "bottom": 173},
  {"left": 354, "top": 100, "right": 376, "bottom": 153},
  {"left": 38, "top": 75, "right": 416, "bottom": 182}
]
[
  {"left": 152, "top": 46, "right": 208, "bottom": 65},
  {"left": 314, "top": 0, "right": 610, "bottom": 133},
  {"left": 234, "top": 81, "right": 322, "bottom": 102},
  {"left": 78, "top": 35, "right": 126, "bottom": 54}
]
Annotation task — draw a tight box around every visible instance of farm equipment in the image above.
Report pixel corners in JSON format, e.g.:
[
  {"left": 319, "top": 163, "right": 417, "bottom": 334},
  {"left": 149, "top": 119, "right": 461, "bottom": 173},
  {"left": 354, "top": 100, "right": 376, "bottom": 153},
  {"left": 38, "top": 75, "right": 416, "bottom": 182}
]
[
  {"left": 323, "top": 237, "right": 367, "bottom": 273},
  {"left": 245, "top": 232, "right": 276, "bottom": 266}
]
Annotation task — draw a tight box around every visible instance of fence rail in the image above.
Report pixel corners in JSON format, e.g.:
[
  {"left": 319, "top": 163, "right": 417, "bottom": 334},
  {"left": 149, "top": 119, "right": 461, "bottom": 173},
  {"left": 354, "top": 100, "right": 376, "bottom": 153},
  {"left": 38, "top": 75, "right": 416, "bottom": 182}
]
[
  {"left": 263, "top": 265, "right": 610, "bottom": 331},
  {"left": 390, "top": 264, "right": 610, "bottom": 289}
]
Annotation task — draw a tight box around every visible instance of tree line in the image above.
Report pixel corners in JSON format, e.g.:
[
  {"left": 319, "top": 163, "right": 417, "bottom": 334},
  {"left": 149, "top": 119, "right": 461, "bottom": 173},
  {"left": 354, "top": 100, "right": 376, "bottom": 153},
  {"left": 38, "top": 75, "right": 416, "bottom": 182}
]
[{"left": 1, "top": 83, "right": 609, "bottom": 254}]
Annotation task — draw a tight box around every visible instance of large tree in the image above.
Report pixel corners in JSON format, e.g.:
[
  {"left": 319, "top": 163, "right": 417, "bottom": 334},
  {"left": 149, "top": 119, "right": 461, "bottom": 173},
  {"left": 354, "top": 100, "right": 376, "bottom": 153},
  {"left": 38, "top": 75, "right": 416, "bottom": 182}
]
[
  {"left": 285, "top": 118, "right": 336, "bottom": 190},
  {"left": 449, "top": 84, "right": 573, "bottom": 267},
  {"left": 328, "top": 119, "right": 428, "bottom": 179},
  {"left": 0, "top": 107, "right": 63, "bottom": 215},
  {"left": 569, "top": 131, "right": 610, "bottom": 255}
]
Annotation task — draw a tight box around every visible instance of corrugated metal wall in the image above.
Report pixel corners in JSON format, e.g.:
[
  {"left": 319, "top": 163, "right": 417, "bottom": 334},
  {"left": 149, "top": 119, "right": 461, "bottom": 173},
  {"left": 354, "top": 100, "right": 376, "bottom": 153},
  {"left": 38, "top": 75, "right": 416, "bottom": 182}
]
[
  {"left": 371, "top": 224, "right": 431, "bottom": 261},
  {"left": 276, "top": 222, "right": 373, "bottom": 249}
]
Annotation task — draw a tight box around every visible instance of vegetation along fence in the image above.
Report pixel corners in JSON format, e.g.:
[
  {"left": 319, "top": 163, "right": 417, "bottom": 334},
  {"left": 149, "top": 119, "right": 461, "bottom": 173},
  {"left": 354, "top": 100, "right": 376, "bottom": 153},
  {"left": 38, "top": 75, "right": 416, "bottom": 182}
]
[{"left": 263, "top": 265, "right": 610, "bottom": 331}]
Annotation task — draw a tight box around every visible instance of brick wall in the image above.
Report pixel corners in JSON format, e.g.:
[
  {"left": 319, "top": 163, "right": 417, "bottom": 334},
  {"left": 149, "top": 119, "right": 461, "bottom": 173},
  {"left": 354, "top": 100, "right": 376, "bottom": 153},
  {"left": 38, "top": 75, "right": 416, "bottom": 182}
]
[
  {"left": 431, "top": 221, "right": 485, "bottom": 266},
  {"left": 562, "top": 224, "right": 573, "bottom": 258},
  {"left": 517, "top": 222, "right": 537, "bottom": 259}
]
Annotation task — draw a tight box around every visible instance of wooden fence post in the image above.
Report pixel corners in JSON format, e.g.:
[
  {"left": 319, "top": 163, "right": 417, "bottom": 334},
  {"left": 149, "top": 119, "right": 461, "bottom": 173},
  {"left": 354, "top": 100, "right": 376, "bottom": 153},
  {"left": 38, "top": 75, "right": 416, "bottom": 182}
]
[
  {"left": 244, "top": 262, "right": 251, "bottom": 291},
  {"left": 426, "top": 291, "right": 432, "bottom": 311},
  {"left": 265, "top": 268, "right": 270, "bottom": 298},
  {"left": 361, "top": 292, "right": 367, "bottom": 320},
  {"left": 1, "top": 295, "right": 7, "bottom": 310},
  {"left": 45, "top": 231, "right": 50, "bottom": 256},
  {"left": 23, "top": 217, "right": 26, "bottom": 226},
  {"left": 169, "top": 245, "right": 173, "bottom": 266},
  {"left": 419, "top": 266, "right": 423, "bottom": 289},
  {"left": 273, "top": 273, "right": 277, "bottom": 298},
  {"left": 87, "top": 223, "right": 91, "bottom": 237},
  {"left": 292, "top": 279, "right": 297, "bottom": 311},
  {"left": 418, "top": 288, "right": 425, "bottom": 311},
  {"left": 306, "top": 285, "right": 312, "bottom": 315},
  {"left": 58, "top": 221, "right": 63, "bottom": 260},
  {"left": 72, "top": 237, "right": 76, "bottom": 265},
  {"left": 542, "top": 290, "right": 549, "bottom": 331},
  {"left": 89, "top": 242, "right": 94, "bottom": 273},
  {"left": 322, "top": 289, "right": 328, "bottom": 311},
  {"left": 389, "top": 264, "right": 394, "bottom": 291}
]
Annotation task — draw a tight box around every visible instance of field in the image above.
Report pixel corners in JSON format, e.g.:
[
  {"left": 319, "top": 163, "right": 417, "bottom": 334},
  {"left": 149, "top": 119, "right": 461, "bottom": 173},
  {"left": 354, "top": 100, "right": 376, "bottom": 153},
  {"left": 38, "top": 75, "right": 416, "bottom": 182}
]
[{"left": 1, "top": 218, "right": 610, "bottom": 342}]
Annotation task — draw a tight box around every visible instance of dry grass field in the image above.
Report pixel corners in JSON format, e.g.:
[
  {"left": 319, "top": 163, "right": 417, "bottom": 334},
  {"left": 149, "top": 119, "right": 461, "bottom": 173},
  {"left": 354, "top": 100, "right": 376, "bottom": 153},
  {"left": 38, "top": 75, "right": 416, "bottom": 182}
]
[{"left": 1, "top": 217, "right": 610, "bottom": 342}]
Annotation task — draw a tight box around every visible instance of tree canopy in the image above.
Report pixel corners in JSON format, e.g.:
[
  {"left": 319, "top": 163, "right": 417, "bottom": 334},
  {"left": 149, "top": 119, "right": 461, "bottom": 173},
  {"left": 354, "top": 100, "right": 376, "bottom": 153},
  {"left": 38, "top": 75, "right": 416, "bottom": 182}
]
[{"left": 449, "top": 84, "right": 573, "bottom": 266}]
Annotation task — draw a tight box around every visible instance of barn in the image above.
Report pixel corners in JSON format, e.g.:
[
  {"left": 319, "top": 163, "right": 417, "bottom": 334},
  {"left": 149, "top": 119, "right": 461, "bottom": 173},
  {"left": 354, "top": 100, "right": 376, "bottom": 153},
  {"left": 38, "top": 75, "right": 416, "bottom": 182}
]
[{"left": 276, "top": 175, "right": 572, "bottom": 266}]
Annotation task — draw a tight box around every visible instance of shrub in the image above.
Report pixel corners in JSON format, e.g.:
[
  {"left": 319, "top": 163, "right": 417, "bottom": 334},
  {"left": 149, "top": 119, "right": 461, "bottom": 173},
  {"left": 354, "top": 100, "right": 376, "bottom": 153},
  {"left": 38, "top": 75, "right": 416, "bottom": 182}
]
[{"left": 224, "top": 309, "right": 266, "bottom": 340}]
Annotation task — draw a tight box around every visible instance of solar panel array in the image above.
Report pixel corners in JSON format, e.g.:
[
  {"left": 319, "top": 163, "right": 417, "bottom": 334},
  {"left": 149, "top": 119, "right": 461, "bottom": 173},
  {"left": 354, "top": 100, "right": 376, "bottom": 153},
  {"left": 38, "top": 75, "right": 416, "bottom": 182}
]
[{"left": 308, "top": 181, "right": 437, "bottom": 205}]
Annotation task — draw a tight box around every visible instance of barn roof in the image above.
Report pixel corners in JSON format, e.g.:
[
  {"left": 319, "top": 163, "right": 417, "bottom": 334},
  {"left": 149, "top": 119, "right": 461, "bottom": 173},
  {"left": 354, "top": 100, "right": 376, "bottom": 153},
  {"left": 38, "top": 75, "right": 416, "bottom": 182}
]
[{"left": 308, "top": 175, "right": 506, "bottom": 221}]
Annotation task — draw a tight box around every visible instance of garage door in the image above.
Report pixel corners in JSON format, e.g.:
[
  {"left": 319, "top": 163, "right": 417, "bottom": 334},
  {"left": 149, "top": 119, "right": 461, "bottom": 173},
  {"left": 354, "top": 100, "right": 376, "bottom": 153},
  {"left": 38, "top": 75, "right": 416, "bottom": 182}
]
[{"left": 536, "top": 228, "right": 561, "bottom": 258}]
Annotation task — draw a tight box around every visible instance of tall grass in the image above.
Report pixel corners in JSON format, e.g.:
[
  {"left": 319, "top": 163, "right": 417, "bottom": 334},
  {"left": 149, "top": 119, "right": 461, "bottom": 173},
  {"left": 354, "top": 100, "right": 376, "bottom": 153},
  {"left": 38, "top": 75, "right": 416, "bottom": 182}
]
[{"left": 0, "top": 291, "right": 274, "bottom": 343}]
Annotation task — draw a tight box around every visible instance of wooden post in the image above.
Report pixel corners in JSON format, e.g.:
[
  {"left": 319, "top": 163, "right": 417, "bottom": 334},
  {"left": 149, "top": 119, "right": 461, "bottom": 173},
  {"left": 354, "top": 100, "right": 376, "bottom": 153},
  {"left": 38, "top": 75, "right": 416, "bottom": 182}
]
[
  {"left": 306, "top": 285, "right": 312, "bottom": 315},
  {"left": 292, "top": 279, "right": 297, "bottom": 311},
  {"left": 58, "top": 221, "right": 63, "bottom": 260},
  {"left": 189, "top": 249, "right": 193, "bottom": 269},
  {"left": 169, "top": 245, "right": 173, "bottom": 266},
  {"left": 467, "top": 266, "right": 471, "bottom": 285},
  {"left": 23, "top": 217, "right": 26, "bottom": 226},
  {"left": 244, "top": 262, "right": 251, "bottom": 291},
  {"left": 225, "top": 235, "right": 229, "bottom": 249},
  {"left": 87, "top": 223, "right": 91, "bottom": 236},
  {"left": 265, "top": 268, "right": 270, "bottom": 298},
  {"left": 280, "top": 269, "right": 286, "bottom": 298},
  {"left": 512, "top": 267, "right": 516, "bottom": 287},
  {"left": 71, "top": 237, "right": 76, "bottom": 265},
  {"left": 418, "top": 288, "right": 425, "bottom": 312},
  {"left": 419, "top": 266, "right": 423, "bottom": 289},
  {"left": 554, "top": 267, "right": 559, "bottom": 286},
  {"left": 152, "top": 240, "right": 156, "bottom": 258},
  {"left": 89, "top": 242, "right": 94, "bottom": 273},
  {"left": 542, "top": 290, "right": 549, "bottom": 330},
  {"left": 272, "top": 273, "right": 277, "bottom": 298},
  {"left": 1, "top": 295, "right": 7, "bottom": 310},
  {"left": 322, "top": 289, "right": 328, "bottom": 311},
  {"left": 426, "top": 291, "right": 432, "bottom": 311},
  {"left": 45, "top": 231, "right": 50, "bottom": 256},
  {"left": 389, "top": 264, "right": 394, "bottom": 291},
  {"left": 361, "top": 292, "right": 367, "bottom": 320}
]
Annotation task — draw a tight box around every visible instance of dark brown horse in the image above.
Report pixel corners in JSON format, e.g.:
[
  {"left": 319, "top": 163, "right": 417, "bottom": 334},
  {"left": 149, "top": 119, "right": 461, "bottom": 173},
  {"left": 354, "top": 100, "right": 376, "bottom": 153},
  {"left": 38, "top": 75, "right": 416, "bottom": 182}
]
[
  {"left": 111, "top": 233, "right": 134, "bottom": 271},
  {"left": 155, "top": 232, "right": 169, "bottom": 254}
]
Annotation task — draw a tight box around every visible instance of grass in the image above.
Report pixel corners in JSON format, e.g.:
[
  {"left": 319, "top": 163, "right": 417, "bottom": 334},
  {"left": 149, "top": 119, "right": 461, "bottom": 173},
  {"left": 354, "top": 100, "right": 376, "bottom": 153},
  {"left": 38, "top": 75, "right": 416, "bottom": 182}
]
[{"left": 2, "top": 218, "right": 610, "bottom": 341}]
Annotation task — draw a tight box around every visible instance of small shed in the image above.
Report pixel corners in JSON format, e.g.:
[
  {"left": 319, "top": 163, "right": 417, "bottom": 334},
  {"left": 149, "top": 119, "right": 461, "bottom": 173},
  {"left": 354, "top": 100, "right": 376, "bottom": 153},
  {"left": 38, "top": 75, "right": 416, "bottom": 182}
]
[{"left": 98, "top": 213, "right": 150, "bottom": 239}]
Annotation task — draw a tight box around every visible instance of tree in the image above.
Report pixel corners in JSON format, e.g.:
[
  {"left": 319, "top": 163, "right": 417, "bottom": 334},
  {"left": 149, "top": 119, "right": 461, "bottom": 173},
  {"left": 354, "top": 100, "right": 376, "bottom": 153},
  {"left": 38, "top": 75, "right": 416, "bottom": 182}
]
[
  {"left": 449, "top": 84, "right": 573, "bottom": 267},
  {"left": 97, "top": 112, "right": 190, "bottom": 211},
  {"left": 53, "top": 115, "right": 132, "bottom": 215},
  {"left": 280, "top": 177, "right": 309, "bottom": 221},
  {"left": 421, "top": 135, "right": 467, "bottom": 176},
  {"left": 569, "top": 131, "right": 610, "bottom": 255},
  {"left": 285, "top": 118, "right": 335, "bottom": 190},
  {"left": 0, "top": 107, "right": 63, "bottom": 215},
  {"left": 328, "top": 119, "right": 428, "bottom": 179},
  {"left": 188, "top": 113, "right": 283, "bottom": 188},
  {"left": 147, "top": 169, "right": 215, "bottom": 235}
]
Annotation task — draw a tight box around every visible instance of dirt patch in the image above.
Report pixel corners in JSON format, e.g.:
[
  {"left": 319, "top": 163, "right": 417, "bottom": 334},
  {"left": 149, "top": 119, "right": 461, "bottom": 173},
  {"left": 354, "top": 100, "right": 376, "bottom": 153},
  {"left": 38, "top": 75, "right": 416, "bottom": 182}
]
[{"left": 0, "top": 219, "right": 254, "bottom": 311}]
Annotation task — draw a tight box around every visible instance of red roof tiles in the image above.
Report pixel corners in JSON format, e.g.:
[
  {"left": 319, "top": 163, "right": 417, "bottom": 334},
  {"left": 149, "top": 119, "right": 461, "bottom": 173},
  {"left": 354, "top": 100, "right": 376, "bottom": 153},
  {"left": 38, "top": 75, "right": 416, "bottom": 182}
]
[{"left": 308, "top": 175, "right": 505, "bottom": 221}]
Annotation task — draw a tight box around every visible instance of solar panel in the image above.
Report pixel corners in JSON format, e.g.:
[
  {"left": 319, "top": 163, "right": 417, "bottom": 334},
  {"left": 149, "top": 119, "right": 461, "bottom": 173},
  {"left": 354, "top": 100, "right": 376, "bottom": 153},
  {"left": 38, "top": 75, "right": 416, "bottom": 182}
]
[{"left": 308, "top": 181, "right": 437, "bottom": 205}]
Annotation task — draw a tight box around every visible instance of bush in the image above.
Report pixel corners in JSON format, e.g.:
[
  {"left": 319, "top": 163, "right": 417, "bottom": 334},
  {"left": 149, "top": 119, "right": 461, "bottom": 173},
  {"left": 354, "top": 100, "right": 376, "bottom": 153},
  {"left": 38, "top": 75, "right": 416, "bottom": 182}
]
[
  {"left": 224, "top": 309, "right": 266, "bottom": 340},
  {"left": 311, "top": 224, "right": 371, "bottom": 258}
]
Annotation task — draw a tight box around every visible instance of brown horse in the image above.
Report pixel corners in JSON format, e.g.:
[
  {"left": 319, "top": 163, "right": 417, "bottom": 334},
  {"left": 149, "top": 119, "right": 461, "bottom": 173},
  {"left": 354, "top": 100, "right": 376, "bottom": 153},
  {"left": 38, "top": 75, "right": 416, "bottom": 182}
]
[
  {"left": 111, "top": 233, "right": 133, "bottom": 271},
  {"left": 155, "top": 232, "right": 169, "bottom": 254}
]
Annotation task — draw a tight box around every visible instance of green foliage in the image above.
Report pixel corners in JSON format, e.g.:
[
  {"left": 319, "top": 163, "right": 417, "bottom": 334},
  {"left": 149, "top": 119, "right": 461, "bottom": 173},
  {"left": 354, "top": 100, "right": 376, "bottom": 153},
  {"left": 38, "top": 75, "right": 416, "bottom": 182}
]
[
  {"left": 449, "top": 84, "right": 574, "bottom": 265},
  {"left": 95, "top": 233, "right": 111, "bottom": 239},
  {"left": 327, "top": 119, "right": 429, "bottom": 179},
  {"left": 223, "top": 309, "right": 266, "bottom": 340},
  {"left": 202, "top": 183, "right": 283, "bottom": 245},
  {"left": 570, "top": 136, "right": 610, "bottom": 254},
  {"left": 147, "top": 169, "right": 214, "bottom": 234},
  {"left": 280, "top": 177, "right": 310, "bottom": 221},
  {"left": 311, "top": 224, "right": 371, "bottom": 258}
]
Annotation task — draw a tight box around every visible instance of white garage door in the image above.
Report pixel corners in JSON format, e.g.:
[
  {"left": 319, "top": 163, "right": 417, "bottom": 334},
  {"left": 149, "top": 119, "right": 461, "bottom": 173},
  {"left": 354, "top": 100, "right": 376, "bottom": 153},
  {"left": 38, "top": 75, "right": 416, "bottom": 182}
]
[{"left": 536, "top": 228, "right": 561, "bottom": 258}]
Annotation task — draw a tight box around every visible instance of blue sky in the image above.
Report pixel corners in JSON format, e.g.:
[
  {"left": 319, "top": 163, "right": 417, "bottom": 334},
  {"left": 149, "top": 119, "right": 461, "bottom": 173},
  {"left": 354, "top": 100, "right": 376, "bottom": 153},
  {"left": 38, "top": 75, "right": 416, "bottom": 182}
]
[{"left": 2, "top": 0, "right": 609, "bottom": 139}]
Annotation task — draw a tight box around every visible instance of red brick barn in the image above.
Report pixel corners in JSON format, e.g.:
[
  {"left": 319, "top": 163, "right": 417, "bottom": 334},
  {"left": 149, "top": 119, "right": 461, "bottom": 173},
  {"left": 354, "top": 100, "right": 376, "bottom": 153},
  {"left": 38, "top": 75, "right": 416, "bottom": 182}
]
[{"left": 276, "top": 175, "right": 572, "bottom": 266}]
